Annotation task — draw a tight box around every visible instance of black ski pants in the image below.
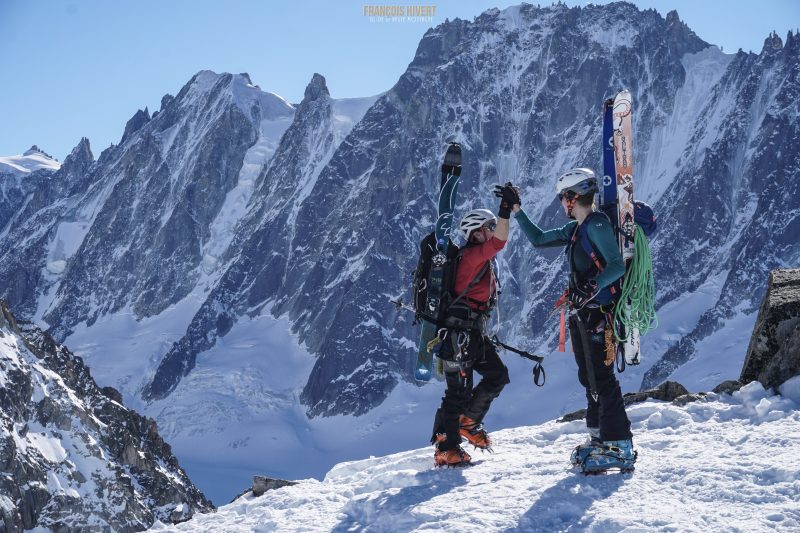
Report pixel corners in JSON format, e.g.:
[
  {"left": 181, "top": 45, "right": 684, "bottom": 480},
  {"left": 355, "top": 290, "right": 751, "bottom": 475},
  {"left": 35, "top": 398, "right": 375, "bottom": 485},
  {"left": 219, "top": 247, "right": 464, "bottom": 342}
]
[
  {"left": 569, "top": 307, "right": 632, "bottom": 442},
  {"left": 431, "top": 331, "right": 510, "bottom": 451}
]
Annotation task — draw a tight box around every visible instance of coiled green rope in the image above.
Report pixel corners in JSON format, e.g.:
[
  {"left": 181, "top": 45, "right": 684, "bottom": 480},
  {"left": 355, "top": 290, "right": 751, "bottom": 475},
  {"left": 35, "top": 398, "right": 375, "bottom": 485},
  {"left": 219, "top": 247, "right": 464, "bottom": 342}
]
[{"left": 614, "top": 225, "right": 658, "bottom": 342}]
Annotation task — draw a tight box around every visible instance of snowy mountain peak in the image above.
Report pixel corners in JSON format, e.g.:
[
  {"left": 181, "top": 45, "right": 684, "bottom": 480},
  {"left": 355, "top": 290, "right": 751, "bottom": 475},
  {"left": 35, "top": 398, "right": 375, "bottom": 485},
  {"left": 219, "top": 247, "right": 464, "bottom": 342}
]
[
  {"left": 0, "top": 145, "right": 61, "bottom": 177},
  {"left": 303, "top": 73, "right": 330, "bottom": 103},
  {"left": 22, "top": 145, "right": 54, "bottom": 159},
  {"left": 229, "top": 71, "right": 294, "bottom": 121}
]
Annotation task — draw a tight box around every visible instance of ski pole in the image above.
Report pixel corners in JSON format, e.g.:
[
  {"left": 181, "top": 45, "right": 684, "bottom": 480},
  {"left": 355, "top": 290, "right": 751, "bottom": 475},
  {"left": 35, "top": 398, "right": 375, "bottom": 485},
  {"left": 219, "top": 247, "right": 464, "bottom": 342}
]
[
  {"left": 490, "top": 335, "right": 546, "bottom": 387},
  {"left": 389, "top": 297, "right": 439, "bottom": 325}
]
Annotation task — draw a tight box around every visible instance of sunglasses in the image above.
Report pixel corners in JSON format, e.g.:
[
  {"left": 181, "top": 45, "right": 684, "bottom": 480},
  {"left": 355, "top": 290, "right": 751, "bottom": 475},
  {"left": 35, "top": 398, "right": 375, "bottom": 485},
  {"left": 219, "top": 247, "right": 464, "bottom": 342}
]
[
  {"left": 482, "top": 223, "right": 497, "bottom": 231},
  {"left": 557, "top": 190, "right": 579, "bottom": 202}
]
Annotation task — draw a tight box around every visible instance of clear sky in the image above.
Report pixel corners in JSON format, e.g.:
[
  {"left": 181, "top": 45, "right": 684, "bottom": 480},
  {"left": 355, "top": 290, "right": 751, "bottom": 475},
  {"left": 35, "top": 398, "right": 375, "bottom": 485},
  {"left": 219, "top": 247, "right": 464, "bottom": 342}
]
[{"left": 1, "top": 0, "right": 797, "bottom": 161}]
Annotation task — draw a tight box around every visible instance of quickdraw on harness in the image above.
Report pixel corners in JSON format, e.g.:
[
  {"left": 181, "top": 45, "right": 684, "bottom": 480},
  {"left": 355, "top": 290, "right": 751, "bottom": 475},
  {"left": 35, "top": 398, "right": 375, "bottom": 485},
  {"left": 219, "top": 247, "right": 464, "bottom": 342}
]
[{"left": 491, "top": 335, "right": 546, "bottom": 387}]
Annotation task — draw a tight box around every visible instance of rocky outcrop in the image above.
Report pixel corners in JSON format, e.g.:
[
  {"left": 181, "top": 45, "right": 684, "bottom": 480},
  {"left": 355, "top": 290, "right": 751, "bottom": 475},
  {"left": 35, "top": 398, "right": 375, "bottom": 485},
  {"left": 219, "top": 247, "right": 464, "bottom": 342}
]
[
  {"left": 120, "top": 108, "right": 151, "bottom": 145},
  {"left": 740, "top": 269, "right": 800, "bottom": 390},
  {"left": 252, "top": 476, "right": 297, "bottom": 497},
  {"left": 0, "top": 300, "right": 212, "bottom": 532},
  {"left": 558, "top": 380, "right": 709, "bottom": 422}
]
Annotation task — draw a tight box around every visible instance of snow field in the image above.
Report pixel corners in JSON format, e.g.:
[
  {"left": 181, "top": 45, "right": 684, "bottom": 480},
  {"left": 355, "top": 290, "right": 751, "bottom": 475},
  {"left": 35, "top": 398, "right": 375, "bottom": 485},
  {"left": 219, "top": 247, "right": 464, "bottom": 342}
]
[
  {"left": 0, "top": 148, "right": 61, "bottom": 176},
  {"left": 150, "top": 379, "right": 800, "bottom": 532}
]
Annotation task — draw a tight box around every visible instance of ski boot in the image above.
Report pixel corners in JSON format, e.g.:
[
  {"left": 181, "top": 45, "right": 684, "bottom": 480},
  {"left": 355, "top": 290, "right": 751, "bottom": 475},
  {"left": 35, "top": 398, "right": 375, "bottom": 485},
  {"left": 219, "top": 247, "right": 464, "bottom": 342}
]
[
  {"left": 570, "top": 428, "right": 602, "bottom": 467},
  {"left": 581, "top": 439, "right": 637, "bottom": 474},
  {"left": 434, "top": 445, "right": 472, "bottom": 467},
  {"left": 459, "top": 415, "right": 493, "bottom": 451}
]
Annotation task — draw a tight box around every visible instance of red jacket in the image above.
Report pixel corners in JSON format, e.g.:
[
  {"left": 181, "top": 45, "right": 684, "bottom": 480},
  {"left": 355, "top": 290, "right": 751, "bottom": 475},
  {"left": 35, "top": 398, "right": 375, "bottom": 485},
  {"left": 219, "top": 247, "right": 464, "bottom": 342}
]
[{"left": 453, "top": 236, "right": 505, "bottom": 310}]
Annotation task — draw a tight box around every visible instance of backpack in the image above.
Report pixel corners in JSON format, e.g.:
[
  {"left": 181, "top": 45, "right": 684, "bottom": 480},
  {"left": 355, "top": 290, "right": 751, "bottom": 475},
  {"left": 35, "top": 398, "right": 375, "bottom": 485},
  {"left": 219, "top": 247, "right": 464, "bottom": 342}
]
[
  {"left": 599, "top": 200, "right": 658, "bottom": 238},
  {"left": 412, "top": 232, "right": 491, "bottom": 325}
]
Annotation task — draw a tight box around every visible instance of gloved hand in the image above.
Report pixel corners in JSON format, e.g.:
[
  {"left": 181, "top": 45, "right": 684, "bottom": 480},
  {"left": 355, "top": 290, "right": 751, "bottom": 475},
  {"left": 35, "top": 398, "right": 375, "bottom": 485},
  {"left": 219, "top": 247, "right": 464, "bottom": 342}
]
[
  {"left": 494, "top": 182, "right": 521, "bottom": 219},
  {"left": 569, "top": 278, "right": 598, "bottom": 308}
]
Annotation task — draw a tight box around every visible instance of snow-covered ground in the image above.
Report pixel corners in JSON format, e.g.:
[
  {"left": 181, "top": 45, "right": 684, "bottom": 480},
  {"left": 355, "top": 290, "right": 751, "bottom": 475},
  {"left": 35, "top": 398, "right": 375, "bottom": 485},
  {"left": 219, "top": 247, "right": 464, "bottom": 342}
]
[
  {"left": 62, "top": 283, "right": 754, "bottom": 507},
  {"left": 150, "top": 378, "right": 800, "bottom": 532}
]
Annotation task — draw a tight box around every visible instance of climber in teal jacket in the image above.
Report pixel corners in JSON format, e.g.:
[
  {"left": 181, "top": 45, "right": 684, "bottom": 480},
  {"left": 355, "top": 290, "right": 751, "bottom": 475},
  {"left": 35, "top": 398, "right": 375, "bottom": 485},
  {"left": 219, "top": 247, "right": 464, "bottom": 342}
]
[
  {"left": 499, "top": 168, "right": 636, "bottom": 473},
  {"left": 514, "top": 206, "right": 624, "bottom": 299}
]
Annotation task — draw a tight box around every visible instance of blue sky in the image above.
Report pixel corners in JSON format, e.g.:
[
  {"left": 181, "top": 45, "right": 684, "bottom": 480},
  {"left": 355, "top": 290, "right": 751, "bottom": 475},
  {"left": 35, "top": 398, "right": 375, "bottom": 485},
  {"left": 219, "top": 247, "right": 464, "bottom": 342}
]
[{"left": 1, "top": 0, "right": 797, "bottom": 161}]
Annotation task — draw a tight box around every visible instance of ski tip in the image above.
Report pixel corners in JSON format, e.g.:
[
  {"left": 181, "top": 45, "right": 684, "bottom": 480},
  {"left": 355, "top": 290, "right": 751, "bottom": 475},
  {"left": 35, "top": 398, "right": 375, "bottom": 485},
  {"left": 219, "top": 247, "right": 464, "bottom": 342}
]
[
  {"left": 445, "top": 143, "right": 462, "bottom": 155},
  {"left": 414, "top": 369, "right": 432, "bottom": 382},
  {"left": 443, "top": 143, "right": 462, "bottom": 169}
]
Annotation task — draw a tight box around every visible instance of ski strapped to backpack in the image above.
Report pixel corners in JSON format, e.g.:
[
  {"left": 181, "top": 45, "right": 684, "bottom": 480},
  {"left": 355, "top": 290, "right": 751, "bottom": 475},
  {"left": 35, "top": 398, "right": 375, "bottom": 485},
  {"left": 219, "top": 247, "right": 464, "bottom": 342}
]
[
  {"left": 411, "top": 142, "right": 464, "bottom": 381},
  {"left": 600, "top": 90, "right": 659, "bottom": 367}
]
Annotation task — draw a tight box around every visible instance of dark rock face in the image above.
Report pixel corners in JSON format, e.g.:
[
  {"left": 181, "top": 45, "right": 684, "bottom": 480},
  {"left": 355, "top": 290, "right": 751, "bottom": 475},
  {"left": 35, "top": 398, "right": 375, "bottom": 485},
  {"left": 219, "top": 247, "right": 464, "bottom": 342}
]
[
  {"left": 712, "top": 380, "right": 744, "bottom": 395},
  {"left": 120, "top": 108, "right": 152, "bottom": 144},
  {"left": 740, "top": 269, "right": 800, "bottom": 390},
  {"left": 623, "top": 380, "right": 690, "bottom": 405},
  {"left": 141, "top": 72, "right": 333, "bottom": 401},
  {"left": 0, "top": 300, "right": 212, "bottom": 532},
  {"left": 642, "top": 31, "right": 800, "bottom": 389},
  {"left": 0, "top": 138, "right": 95, "bottom": 319},
  {"left": 251, "top": 476, "right": 297, "bottom": 497}
]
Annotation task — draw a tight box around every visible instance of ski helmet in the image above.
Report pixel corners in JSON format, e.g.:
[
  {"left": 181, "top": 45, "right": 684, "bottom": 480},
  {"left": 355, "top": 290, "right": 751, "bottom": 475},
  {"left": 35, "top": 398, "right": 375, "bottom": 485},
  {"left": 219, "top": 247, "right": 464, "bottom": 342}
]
[
  {"left": 459, "top": 209, "right": 497, "bottom": 240},
  {"left": 555, "top": 168, "right": 598, "bottom": 199}
]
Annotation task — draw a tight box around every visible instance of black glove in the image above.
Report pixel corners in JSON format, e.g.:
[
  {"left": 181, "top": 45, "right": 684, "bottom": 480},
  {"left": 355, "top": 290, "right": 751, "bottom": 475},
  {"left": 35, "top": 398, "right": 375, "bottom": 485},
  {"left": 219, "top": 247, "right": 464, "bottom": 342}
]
[
  {"left": 569, "top": 278, "right": 598, "bottom": 308},
  {"left": 493, "top": 182, "right": 521, "bottom": 219}
]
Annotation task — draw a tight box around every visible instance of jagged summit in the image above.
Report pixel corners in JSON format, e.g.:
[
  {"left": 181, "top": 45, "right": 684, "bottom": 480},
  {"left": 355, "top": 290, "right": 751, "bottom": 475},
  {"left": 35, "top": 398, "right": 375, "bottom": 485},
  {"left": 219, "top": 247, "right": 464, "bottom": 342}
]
[
  {"left": 62, "top": 136, "right": 94, "bottom": 171},
  {"left": 763, "top": 30, "right": 784, "bottom": 51},
  {"left": 303, "top": 73, "right": 330, "bottom": 102},
  {"left": 120, "top": 107, "right": 151, "bottom": 144}
]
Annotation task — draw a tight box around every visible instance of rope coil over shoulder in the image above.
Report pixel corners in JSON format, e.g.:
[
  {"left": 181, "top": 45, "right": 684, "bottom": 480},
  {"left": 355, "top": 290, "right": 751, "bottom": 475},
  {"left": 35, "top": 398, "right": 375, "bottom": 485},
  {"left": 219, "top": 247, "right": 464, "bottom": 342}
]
[{"left": 614, "top": 225, "right": 658, "bottom": 342}]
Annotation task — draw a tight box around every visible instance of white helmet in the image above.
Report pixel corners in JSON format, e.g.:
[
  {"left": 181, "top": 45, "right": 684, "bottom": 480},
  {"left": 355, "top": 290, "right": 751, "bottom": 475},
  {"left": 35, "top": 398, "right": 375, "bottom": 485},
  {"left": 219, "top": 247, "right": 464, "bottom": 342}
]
[
  {"left": 555, "top": 168, "right": 598, "bottom": 198},
  {"left": 459, "top": 208, "right": 497, "bottom": 240}
]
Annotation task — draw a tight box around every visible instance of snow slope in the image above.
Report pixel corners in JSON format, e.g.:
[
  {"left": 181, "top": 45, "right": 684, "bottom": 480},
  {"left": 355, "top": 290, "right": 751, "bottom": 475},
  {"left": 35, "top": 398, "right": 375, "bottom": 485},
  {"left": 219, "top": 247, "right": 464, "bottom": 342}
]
[
  {"left": 0, "top": 146, "right": 60, "bottom": 177},
  {"left": 150, "top": 378, "right": 800, "bottom": 532}
]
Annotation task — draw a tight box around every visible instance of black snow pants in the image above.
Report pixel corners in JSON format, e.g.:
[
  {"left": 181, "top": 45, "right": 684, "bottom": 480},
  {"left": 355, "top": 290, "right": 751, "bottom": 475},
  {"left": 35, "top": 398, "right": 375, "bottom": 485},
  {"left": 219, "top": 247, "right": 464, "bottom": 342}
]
[
  {"left": 569, "top": 306, "right": 632, "bottom": 442},
  {"left": 431, "top": 329, "right": 510, "bottom": 451}
]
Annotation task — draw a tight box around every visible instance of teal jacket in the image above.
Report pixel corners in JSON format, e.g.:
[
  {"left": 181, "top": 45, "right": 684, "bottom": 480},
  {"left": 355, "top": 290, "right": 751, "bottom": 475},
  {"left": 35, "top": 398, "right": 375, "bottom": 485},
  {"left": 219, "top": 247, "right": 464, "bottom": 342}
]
[{"left": 514, "top": 209, "right": 624, "bottom": 290}]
